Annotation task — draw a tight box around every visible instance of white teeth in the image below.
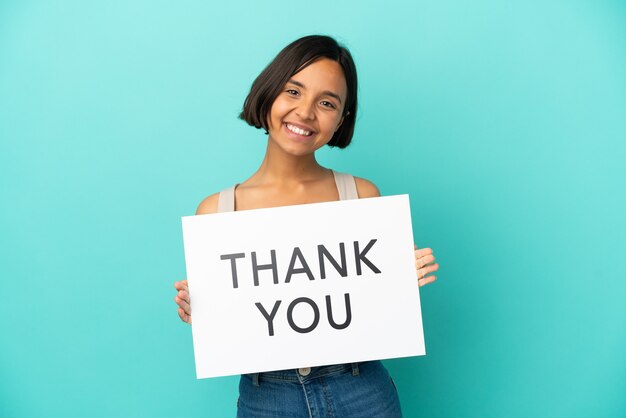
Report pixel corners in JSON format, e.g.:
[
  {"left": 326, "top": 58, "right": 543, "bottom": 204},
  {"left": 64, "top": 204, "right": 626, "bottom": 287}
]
[{"left": 286, "top": 123, "right": 312, "bottom": 136}]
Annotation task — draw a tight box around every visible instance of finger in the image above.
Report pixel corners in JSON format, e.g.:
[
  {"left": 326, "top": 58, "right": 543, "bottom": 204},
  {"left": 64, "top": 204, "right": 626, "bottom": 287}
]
[
  {"left": 177, "top": 307, "right": 191, "bottom": 324},
  {"left": 414, "top": 248, "right": 433, "bottom": 259},
  {"left": 178, "top": 289, "right": 190, "bottom": 303},
  {"left": 177, "top": 307, "right": 186, "bottom": 322},
  {"left": 418, "top": 275, "right": 437, "bottom": 287},
  {"left": 178, "top": 307, "right": 192, "bottom": 324},
  {"left": 174, "top": 293, "right": 190, "bottom": 309},
  {"left": 174, "top": 295, "right": 191, "bottom": 314},
  {"left": 174, "top": 281, "right": 187, "bottom": 291},
  {"left": 417, "top": 263, "right": 439, "bottom": 279},
  {"left": 415, "top": 254, "right": 435, "bottom": 269},
  {"left": 419, "top": 262, "right": 439, "bottom": 277}
]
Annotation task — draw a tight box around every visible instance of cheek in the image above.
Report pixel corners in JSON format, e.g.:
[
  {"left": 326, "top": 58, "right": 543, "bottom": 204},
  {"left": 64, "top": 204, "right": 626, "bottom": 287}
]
[
  {"left": 267, "top": 104, "right": 285, "bottom": 131},
  {"left": 322, "top": 113, "right": 343, "bottom": 133},
  {"left": 269, "top": 97, "right": 291, "bottom": 120}
]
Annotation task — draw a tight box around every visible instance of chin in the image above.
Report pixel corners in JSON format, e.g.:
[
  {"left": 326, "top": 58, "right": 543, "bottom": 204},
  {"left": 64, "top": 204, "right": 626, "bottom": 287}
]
[
  {"left": 272, "top": 136, "right": 327, "bottom": 156},
  {"left": 281, "top": 144, "right": 318, "bottom": 157}
]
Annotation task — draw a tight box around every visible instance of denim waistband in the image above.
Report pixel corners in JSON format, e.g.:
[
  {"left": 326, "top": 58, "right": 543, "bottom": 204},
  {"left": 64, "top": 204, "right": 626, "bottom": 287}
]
[{"left": 245, "top": 362, "right": 362, "bottom": 386}]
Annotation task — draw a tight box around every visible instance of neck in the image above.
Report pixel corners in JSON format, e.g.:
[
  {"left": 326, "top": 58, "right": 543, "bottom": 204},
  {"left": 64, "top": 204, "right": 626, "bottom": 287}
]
[{"left": 250, "top": 137, "right": 329, "bottom": 185}]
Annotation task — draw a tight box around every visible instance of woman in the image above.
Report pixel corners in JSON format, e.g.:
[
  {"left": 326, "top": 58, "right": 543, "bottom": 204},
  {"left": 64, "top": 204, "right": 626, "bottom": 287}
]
[{"left": 174, "top": 35, "right": 439, "bottom": 417}]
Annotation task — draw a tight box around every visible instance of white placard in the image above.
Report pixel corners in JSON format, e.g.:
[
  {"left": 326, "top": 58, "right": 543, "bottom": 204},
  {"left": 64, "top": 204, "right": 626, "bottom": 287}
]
[{"left": 182, "top": 194, "right": 425, "bottom": 379}]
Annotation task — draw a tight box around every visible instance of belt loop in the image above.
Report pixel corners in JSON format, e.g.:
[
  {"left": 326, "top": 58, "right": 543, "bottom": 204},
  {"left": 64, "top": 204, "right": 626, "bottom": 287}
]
[
  {"left": 351, "top": 362, "right": 360, "bottom": 376},
  {"left": 252, "top": 373, "right": 260, "bottom": 387}
]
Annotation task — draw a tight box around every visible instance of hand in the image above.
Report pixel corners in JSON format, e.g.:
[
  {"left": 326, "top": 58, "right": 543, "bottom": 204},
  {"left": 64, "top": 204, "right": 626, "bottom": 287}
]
[
  {"left": 414, "top": 245, "right": 439, "bottom": 287},
  {"left": 174, "top": 280, "right": 192, "bottom": 324}
]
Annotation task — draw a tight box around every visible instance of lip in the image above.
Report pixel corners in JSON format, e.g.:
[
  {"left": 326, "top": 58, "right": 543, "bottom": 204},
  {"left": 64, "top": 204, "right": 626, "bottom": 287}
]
[{"left": 283, "top": 122, "right": 316, "bottom": 141}]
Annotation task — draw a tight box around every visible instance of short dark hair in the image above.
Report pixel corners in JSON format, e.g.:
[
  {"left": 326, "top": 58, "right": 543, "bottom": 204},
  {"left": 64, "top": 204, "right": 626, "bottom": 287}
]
[{"left": 239, "top": 35, "right": 358, "bottom": 148}]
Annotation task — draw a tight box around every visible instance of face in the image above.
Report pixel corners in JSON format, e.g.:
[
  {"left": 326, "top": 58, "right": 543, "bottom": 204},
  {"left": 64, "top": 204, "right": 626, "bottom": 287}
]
[{"left": 267, "top": 58, "right": 348, "bottom": 156}]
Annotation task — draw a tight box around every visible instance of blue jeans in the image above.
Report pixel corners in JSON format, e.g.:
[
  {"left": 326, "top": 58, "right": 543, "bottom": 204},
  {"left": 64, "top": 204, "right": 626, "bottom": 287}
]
[{"left": 236, "top": 361, "right": 402, "bottom": 417}]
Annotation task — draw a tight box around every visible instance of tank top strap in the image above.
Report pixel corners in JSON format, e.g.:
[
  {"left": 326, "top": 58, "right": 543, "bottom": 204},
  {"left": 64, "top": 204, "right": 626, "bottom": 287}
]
[
  {"left": 217, "top": 185, "right": 237, "bottom": 213},
  {"left": 218, "top": 173, "right": 355, "bottom": 211},
  {"left": 332, "top": 170, "right": 359, "bottom": 200}
]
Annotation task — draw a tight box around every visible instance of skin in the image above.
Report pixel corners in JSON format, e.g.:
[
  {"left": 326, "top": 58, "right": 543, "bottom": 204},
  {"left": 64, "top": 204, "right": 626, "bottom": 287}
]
[{"left": 174, "top": 58, "right": 439, "bottom": 324}]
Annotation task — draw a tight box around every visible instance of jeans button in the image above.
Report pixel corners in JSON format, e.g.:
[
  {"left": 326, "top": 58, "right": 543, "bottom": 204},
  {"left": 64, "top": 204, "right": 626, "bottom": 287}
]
[{"left": 298, "top": 367, "right": 311, "bottom": 376}]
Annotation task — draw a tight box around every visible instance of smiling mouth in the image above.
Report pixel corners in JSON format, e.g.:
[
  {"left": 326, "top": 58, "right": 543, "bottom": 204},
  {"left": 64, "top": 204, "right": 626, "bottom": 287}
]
[{"left": 284, "top": 123, "right": 313, "bottom": 137}]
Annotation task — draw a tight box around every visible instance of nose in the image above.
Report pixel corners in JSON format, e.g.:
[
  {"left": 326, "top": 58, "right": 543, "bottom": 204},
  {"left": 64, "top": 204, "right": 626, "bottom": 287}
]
[{"left": 295, "top": 98, "right": 315, "bottom": 120}]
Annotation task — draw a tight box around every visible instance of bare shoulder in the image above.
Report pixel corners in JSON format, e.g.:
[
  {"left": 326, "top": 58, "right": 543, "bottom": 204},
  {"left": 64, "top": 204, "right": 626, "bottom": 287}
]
[
  {"left": 195, "top": 192, "right": 220, "bottom": 215},
  {"left": 354, "top": 176, "right": 381, "bottom": 198}
]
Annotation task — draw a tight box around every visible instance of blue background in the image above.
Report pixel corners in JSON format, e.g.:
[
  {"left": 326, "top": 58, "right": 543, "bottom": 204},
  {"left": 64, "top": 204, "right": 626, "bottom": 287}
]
[{"left": 1, "top": 1, "right": 625, "bottom": 417}]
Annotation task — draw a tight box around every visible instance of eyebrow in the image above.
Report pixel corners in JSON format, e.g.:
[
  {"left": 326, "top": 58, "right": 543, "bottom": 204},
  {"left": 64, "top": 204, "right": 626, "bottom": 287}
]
[{"left": 287, "top": 79, "right": 343, "bottom": 104}]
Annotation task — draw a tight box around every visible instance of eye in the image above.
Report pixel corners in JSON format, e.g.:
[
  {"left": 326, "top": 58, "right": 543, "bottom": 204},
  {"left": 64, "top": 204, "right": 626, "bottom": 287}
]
[
  {"left": 285, "top": 89, "right": 299, "bottom": 96},
  {"left": 320, "top": 101, "right": 336, "bottom": 109}
]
